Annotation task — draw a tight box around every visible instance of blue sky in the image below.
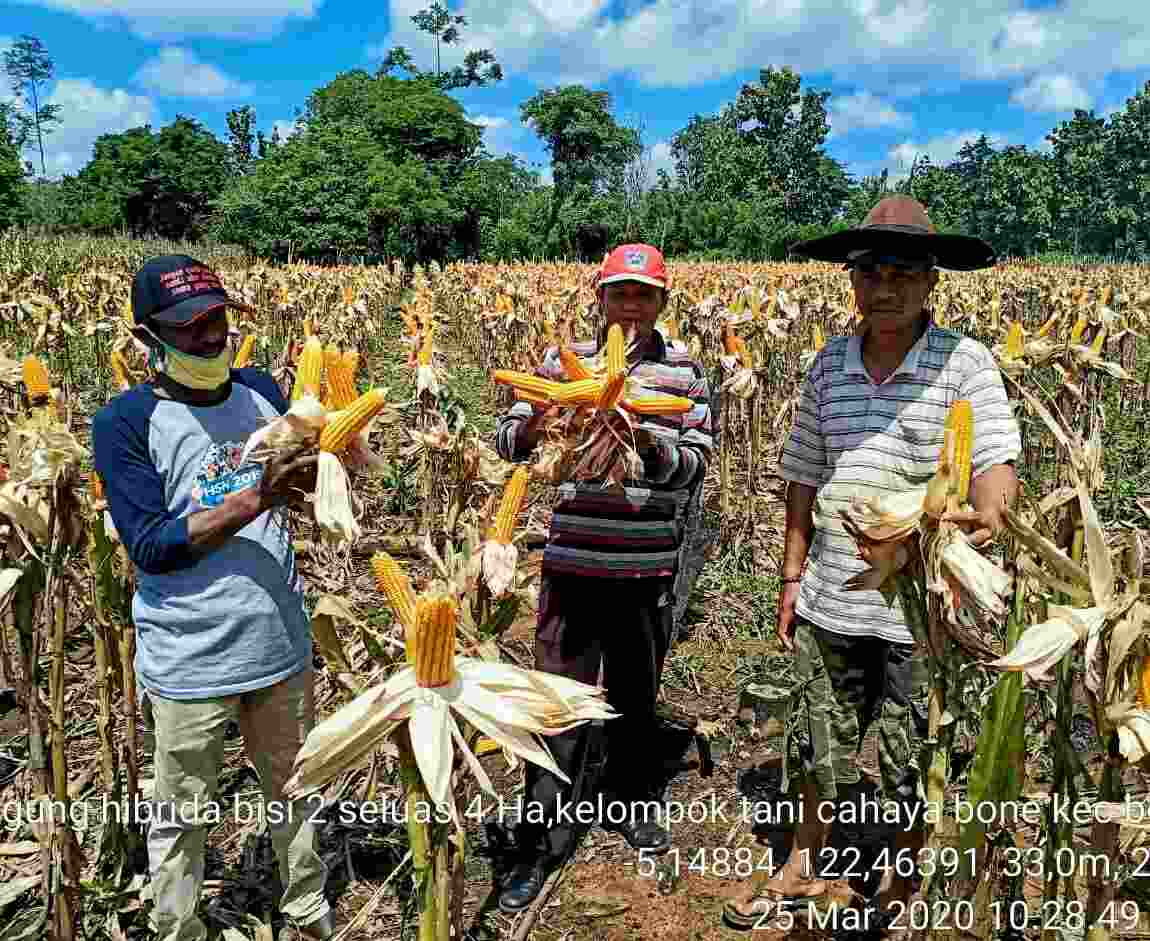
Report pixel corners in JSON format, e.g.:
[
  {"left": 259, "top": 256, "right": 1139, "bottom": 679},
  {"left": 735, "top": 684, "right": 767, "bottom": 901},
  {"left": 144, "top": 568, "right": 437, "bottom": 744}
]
[{"left": 3, "top": 0, "right": 1149, "bottom": 183}]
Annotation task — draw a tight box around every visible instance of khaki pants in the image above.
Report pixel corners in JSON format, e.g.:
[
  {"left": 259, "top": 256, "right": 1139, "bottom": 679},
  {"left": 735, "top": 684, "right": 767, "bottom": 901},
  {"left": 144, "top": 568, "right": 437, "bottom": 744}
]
[{"left": 143, "top": 667, "right": 329, "bottom": 941}]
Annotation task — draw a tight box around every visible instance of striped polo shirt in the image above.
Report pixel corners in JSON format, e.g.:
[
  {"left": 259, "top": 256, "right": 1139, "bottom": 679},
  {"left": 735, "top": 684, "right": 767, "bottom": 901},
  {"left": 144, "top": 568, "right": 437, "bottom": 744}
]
[
  {"left": 495, "top": 329, "right": 714, "bottom": 579},
  {"left": 779, "top": 322, "right": 1022, "bottom": 644}
]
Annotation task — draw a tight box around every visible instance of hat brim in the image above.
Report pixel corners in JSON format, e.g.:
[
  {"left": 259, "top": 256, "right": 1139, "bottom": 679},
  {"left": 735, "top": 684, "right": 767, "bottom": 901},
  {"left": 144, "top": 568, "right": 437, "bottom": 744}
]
[
  {"left": 148, "top": 292, "right": 254, "bottom": 326},
  {"left": 789, "top": 225, "right": 996, "bottom": 271},
  {"left": 598, "top": 273, "right": 667, "bottom": 289}
]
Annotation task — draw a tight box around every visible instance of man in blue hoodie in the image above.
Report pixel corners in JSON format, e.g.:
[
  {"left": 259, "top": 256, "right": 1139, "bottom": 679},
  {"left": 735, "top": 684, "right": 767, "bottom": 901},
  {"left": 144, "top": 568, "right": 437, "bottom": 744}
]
[{"left": 91, "top": 256, "right": 332, "bottom": 941}]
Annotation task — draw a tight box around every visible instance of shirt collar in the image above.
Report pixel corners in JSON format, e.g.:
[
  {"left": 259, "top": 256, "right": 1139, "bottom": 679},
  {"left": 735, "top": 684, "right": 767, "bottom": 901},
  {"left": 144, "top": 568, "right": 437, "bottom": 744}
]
[{"left": 845, "top": 319, "right": 932, "bottom": 380}]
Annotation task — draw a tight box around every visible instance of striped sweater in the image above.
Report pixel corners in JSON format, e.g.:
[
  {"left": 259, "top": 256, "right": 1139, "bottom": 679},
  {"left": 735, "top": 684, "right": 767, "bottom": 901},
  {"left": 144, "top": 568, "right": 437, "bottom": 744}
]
[
  {"left": 779, "top": 323, "right": 1022, "bottom": 644},
  {"left": 495, "top": 329, "right": 714, "bottom": 579}
]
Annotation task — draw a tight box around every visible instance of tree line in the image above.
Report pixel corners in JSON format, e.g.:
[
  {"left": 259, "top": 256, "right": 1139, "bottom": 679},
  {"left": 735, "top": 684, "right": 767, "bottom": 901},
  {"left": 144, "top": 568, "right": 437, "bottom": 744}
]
[{"left": 2, "top": 20, "right": 1149, "bottom": 263}]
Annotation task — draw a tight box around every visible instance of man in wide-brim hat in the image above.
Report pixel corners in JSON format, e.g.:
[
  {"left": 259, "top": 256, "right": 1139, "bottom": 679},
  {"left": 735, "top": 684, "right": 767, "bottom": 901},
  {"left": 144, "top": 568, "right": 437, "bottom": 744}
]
[{"left": 723, "top": 198, "right": 1022, "bottom": 933}]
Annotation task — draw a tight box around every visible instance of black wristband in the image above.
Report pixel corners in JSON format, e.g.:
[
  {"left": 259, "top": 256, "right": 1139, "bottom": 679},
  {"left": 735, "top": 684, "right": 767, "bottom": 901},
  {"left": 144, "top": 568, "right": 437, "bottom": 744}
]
[{"left": 781, "top": 575, "right": 803, "bottom": 584}]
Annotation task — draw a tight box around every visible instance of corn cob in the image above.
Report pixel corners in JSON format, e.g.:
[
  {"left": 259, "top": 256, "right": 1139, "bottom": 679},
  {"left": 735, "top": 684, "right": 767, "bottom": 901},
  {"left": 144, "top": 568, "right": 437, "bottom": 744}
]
[
  {"left": 1005, "top": 321, "right": 1025, "bottom": 358},
  {"left": 22, "top": 356, "right": 50, "bottom": 400},
  {"left": 233, "top": 334, "right": 256, "bottom": 369},
  {"left": 1139, "top": 654, "right": 1150, "bottom": 706},
  {"left": 413, "top": 593, "right": 457, "bottom": 688},
  {"left": 418, "top": 323, "right": 435, "bottom": 366},
  {"left": 302, "top": 318, "right": 313, "bottom": 338},
  {"left": 110, "top": 349, "right": 132, "bottom": 388},
  {"left": 491, "top": 371, "right": 561, "bottom": 401},
  {"left": 490, "top": 466, "right": 528, "bottom": 544},
  {"left": 1036, "top": 314, "right": 1059, "bottom": 338},
  {"left": 551, "top": 378, "right": 606, "bottom": 405},
  {"left": 90, "top": 472, "right": 104, "bottom": 502},
  {"left": 944, "top": 399, "right": 974, "bottom": 505},
  {"left": 622, "top": 395, "right": 694, "bottom": 415},
  {"left": 596, "top": 372, "right": 627, "bottom": 411},
  {"left": 559, "top": 348, "right": 593, "bottom": 381},
  {"left": 292, "top": 336, "right": 324, "bottom": 401},
  {"left": 1090, "top": 326, "right": 1107, "bottom": 355},
  {"left": 605, "top": 324, "right": 626, "bottom": 374},
  {"left": 812, "top": 323, "right": 825, "bottom": 352},
  {"left": 325, "top": 353, "right": 359, "bottom": 411},
  {"left": 514, "top": 387, "right": 551, "bottom": 407},
  {"left": 1070, "top": 314, "right": 1088, "bottom": 345},
  {"left": 474, "top": 737, "right": 500, "bottom": 757},
  {"left": 722, "top": 329, "right": 741, "bottom": 356},
  {"left": 319, "top": 387, "right": 388, "bottom": 453},
  {"left": 371, "top": 552, "right": 418, "bottom": 640}
]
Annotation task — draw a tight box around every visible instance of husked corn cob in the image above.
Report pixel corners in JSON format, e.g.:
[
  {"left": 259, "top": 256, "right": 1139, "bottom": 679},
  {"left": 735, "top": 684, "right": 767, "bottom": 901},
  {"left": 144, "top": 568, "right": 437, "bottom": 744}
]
[
  {"left": 1006, "top": 321, "right": 1025, "bottom": 358},
  {"left": 724, "top": 330, "right": 753, "bottom": 368},
  {"left": 605, "top": 324, "right": 626, "bottom": 374},
  {"left": 1139, "top": 654, "right": 1150, "bottom": 706},
  {"left": 596, "top": 372, "right": 626, "bottom": 411},
  {"left": 302, "top": 318, "right": 313, "bottom": 338},
  {"left": 22, "top": 356, "right": 51, "bottom": 400},
  {"left": 622, "top": 394, "right": 694, "bottom": 416},
  {"left": 812, "top": 323, "right": 825, "bottom": 352},
  {"left": 412, "top": 593, "right": 457, "bottom": 688},
  {"left": 1036, "top": 314, "right": 1058, "bottom": 338},
  {"left": 944, "top": 399, "right": 974, "bottom": 505},
  {"left": 233, "top": 334, "right": 256, "bottom": 368},
  {"left": 110, "top": 349, "right": 132, "bottom": 388},
  {"left": 293, "top": 336, "right": 324, "bottom": 401},
  {"left": 371, "top": 552, "right": 418, "bottom": 640},
  {"left": 1070, "top": 314, "right": 1088, "bottom": 345},
  {"left": 323, "top": 344, "right": 361, "bottom": 410},
  {"left": 418, "top": 323, "right": 435, "bottom": 366},
  {"left": 514, "top": 386, "right": 551, "bottom": 407},
  {"left": 551, "top": 378, "right": 606, "bottom": 405},
  {"left": 559, "top": 348, "right": 593, "bottom": 381},
  {"left": 491, "top": 466, "right": 528, "bottom": 544},
  {"left": 319, "top": 387, "right": 388, "bottom": 453},
  {"left": 1091, "top": 326, "right": 1107, "bottom": 355},
  {"left": 474, "top": 737, "right": 500, "bottom": 757},
  {"left": 491, "top": 371, "right": 561, "bottom": 401}
]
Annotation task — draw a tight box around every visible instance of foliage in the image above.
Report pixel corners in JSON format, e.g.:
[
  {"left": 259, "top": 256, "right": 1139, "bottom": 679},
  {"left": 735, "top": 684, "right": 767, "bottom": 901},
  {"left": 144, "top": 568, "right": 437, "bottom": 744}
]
[
  {"left": 3, "top": 34, "right": 62, "bottom": 179},
  {"left": 0, "top": 107, "right": 26, "bottom": 229},
  {"left": 378, "top": 1, "right": 503, "bottom": 90}
]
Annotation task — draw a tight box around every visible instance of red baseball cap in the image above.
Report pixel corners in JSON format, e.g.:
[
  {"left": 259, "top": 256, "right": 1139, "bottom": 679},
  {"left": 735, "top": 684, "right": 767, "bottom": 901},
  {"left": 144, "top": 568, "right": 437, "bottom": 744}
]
[{"left": 596, "top": 243, "right": 668, "bottom": 290}]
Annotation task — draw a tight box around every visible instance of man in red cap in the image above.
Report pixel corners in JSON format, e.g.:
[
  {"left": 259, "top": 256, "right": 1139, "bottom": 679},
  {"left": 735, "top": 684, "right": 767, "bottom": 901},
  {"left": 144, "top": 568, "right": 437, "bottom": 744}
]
[{"left": 494, "top": 243, "right": 715, "bottom": 911}]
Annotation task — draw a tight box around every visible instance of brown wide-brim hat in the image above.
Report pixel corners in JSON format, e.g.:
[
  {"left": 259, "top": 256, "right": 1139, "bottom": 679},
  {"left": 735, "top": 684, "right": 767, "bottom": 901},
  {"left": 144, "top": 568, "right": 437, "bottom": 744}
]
[{"left": 789, "top": 196, "right": 996, "bottom": 271}]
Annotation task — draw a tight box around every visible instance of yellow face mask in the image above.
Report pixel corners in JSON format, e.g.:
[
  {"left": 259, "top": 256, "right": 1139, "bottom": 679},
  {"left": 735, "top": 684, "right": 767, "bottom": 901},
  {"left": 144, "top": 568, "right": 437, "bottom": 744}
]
[{"left": 148, "top": 335, "right": 233, "bottom": 390}]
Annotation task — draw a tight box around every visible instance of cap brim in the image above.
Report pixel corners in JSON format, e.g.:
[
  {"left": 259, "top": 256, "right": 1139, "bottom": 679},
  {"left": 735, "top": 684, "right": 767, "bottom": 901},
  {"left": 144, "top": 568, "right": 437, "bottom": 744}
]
[
  {"left": 598, "top": 273, "right": 667, "bottom": 288},
  {"left": 149, "top": 292, "right": 254, "bottom": 326},
  {"left": 789, "top": 226, "right": 996, "bottom": 271}
]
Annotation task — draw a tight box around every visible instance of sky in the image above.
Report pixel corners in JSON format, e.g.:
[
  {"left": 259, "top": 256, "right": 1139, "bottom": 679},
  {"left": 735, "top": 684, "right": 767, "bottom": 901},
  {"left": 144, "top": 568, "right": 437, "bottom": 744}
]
[{"left": 2, "top": 0, "right": 1149, "bottom": 184}]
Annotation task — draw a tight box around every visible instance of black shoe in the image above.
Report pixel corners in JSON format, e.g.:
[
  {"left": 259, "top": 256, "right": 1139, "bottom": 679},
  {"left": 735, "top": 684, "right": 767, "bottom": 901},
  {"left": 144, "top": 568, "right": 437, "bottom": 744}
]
[
  {"left": 604, "top": 816, "right": 671, "bottom": 853},
  {"left": 497, "top": 858, "right": 553, "bottom": 913}
]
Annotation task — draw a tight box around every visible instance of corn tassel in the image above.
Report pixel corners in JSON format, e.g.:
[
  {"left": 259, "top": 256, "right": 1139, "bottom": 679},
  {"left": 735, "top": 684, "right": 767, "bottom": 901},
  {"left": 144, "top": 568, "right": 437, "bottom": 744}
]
[
  {"left": 372, "top": 552, "right": 418, "bottom": 641},
  {"left": 413, "top": 594, "right": 457, "bottom": 688},
  {"left": 944, "top": 399, "right": 974, "bottom": 505},
  {"left": 559, "top": 348, "right": 593, "bottom": 381},
  {"left": 233, "top": 334, "right": 256, "bottom": 369},
  {"left": 1005, "top": 321, "right": 1025, "bottom": 358},
  {"left": 1139, "top": 654, "right": 1150, "bottom": 706},
  {"left": 491, "top": 371, "right": 562, "bottom": 401},
  {"left": 22, "top": 355, "right": 51, "bottom": 400},
  {"left": 293, "top": 336, "right": 324, "bottom": 401},
  {"left": 596, "top": 372, "right": 627, "bottom": 411},
  {"left": 605, "top": 324, "right": 625, "bottom": 374},
  {"left": 491, "top": 466, "right": 528, "bottom": 544},
  {"left": 319, "top": 387, "right": 388, "bottom": 453},
  {"left": 622, "top": 395, "right": 694, "bottom": 415}
]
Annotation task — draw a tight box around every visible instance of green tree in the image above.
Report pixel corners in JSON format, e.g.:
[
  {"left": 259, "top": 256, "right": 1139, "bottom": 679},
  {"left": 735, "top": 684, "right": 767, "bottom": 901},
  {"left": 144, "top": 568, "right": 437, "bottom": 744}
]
[
  {"left": 226, "top": 105, "right": 258, "bottom": 176},
  {"left": 1103, "top": 81, "right": 1150, "bottom": 257},
  {"left": 379, "top": 2, "right": 502, "bottom": 90},
  {"left": 1045, "top": 111, "right": 1110, "bottom": 254},
  {"left": 3, "top": 35, "right": 62, "bottom": 178},
  {"left": 0, "top": 105, "right": 27, "bottom": 228}
]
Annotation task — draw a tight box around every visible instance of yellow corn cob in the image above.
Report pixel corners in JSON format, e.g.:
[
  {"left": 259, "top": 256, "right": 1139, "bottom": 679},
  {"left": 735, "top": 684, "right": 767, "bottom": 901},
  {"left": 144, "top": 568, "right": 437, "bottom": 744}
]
[
  {"left": 341, "top": 349, "right": 359, "bottom": 380},
  {"left": 943, "top": 399, "right": 974, "bottom": 505},
  {"left": 490, "top": 466, "right": 528, "bottom": 544},
  {"left": 1005, "top": 321, "right": 1025, "bottom": 358},
  {"left": 723, "top": 330, "right": 741, "bottom": 356},
  {"left": 622, "top": 395, "right": 694, "bottom": 416},
  {"left": 319, "top": 387, "right": 388, "bottom": 453},
  {"left": 324, "top": 349, "right": 359, "bottom": 411},
  {"left": 233, "top": 334, "right": 256, "bottom": 369},
  {"left": 412, "top": 593, "right": 457, "bottom": 688},
  {"left": 1070, "top": 314, "right": 1088, "bottom": 345},
  {"left": 302, "top": 318, "right": 313, "bottom": 338},
  {"left": 551, "top": 378, "right": 607, "bottom": 405},
  {"left": 371, "top": 552, "right": 418, "bottom": 640},
  {"left": 605, "top": 324, "right": 625, "bottom": 373},
  {"left": 22, "top": 356, "right": 50, "bottom": 400},
  {"left": 110, "top": 349, "right": 132, "bottom": 388},
  {"left": 812, "top": 323, "right": 825, "bottom": 352},
  {"left": 513, "top": 387, "right": 550, "bottom": 407},
  {"left": 596, "top": 372, "right": 626, "bottom": 410},
  {"left": 418, "top": 323, "right": 435, "bottom": 366},
  {"left": 491, "top": 371, "right": 561, "bottom": 401},
  {"left": 474, "top": 737, "right": 500, "bottom": 757},
  {"left": 292, "top": 336, "right": 324, "bottom": 401},
  {"left": 559, "top": 348, "right": 593, "bottom": 381},
  {"left": 90, "top": 472, "right": 104, "bottom": 502},
  {"left": 1036, "top": 314, "right": 1058, "bottom": 338},
  {"left": 1090, "top": 326, "right": 1107, "bottom": 355},
  {"left": 1139, "top": 654, "right": 1150, "bottom": 706}
]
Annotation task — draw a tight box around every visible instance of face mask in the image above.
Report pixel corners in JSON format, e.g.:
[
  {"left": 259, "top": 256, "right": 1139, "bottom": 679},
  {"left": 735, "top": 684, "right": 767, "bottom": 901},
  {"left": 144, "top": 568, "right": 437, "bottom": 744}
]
[{"left": 146, "top": 332, "right": 233, "bottom": 390}]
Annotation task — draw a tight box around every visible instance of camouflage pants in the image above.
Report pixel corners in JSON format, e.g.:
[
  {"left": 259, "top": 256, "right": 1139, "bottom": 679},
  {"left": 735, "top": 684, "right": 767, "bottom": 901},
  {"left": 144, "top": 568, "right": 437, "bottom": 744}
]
[{"left": 782, "top": 618, "right": 930, "bottom": 812}]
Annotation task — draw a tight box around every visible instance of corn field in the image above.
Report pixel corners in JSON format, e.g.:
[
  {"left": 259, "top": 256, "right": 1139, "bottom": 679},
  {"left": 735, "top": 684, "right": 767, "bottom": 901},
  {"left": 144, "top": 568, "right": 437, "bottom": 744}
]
[{"left": 3, "top": 230, "right": 1150, "bottom": 940}]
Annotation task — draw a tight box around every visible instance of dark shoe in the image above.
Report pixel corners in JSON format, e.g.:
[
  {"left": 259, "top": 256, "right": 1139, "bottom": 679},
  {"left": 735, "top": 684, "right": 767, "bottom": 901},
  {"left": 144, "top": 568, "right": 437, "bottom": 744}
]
[
  {"left": 498, "top": 859, "right": 553, "bottom": 913},
  {"left": 605, "top": 816, "right": 671, "bottom": 853}
]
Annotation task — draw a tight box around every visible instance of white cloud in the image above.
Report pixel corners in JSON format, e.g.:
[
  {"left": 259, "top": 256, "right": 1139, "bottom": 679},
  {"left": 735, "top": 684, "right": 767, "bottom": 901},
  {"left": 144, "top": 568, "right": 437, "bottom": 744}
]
[
  {"left": 828, "top": 92, "right": 911, "bottom": 137},
  {"left": 887, "top": 129, "right": 1004, "bottom": 171},
  {"left": 135, "top": 47, "right": 252, "bottom": 98},
  {"left": 470, "top": 114, "right": 509, "bottom": 129},
  {"left": 1009, "top": 73, "right": 1093, "bottom": 112},
  {"left": 271, "top": 118, "right": 299, "bottom": 140},
  {"left": 14, "top": 0, "right": 321, "bottom": 40},
  {"left": 369, "top": 0, "right": 1150, "bottom": 90},
  {"left": 37, "top": 78, "right": 156, "bottom": 177}
]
